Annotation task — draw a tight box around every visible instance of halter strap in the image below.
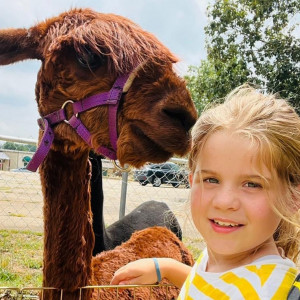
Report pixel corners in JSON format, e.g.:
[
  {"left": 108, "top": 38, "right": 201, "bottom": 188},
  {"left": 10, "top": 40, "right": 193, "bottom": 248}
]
[{"left": 27, "top": 73, "right": 130, "bottom": 172}]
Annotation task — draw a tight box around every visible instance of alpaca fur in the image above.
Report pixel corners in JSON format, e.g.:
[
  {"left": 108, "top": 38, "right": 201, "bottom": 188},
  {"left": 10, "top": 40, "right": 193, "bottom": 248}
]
[
  {"left": 102, "top": 201, "right": 183, "bottom": 249},
  {"left": 89, "top": 152, "right": 182, "bottom": 256},
  {"left": 0, "top": 8, "right": 197, "bottom": 300},
  {"left": 91, "top": 227, "right": 194, "bottom": 299}
]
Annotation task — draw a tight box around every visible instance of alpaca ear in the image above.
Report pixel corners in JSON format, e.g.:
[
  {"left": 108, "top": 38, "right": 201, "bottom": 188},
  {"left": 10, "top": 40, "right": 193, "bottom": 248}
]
[{"left": 0, "top": 28, "right": 42, "bottom": 65}]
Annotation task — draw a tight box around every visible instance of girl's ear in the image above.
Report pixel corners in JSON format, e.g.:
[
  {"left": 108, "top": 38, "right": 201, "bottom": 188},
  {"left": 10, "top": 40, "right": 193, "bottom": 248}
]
[
  {"left": 295, "top": 184, "right": 300, "bottom": 211},
  {"left": 291, "top": 184, "right": 300, "bottom": 212},
  {"left": 189, "top": 173, "right": 193, "bottom": 187}
]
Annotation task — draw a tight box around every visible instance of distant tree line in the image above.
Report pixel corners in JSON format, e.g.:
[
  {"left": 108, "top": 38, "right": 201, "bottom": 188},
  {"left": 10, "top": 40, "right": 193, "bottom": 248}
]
[
  {"left": 1, "top": 142, "right": 36, "bottom": 152},
  {"left": 185, "top": 0, "right": 300, "bottom": 114}
]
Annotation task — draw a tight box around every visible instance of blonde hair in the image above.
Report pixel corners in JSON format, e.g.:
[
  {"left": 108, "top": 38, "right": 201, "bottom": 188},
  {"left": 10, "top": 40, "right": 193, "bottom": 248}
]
[{"left": 188, "top": 84, "right": 300, "bottom": 263}]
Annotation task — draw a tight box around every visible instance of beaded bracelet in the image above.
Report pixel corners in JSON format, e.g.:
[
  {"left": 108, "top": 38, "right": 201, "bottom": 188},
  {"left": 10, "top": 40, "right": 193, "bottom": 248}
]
[{"left": 153, "top": 258, "right": 162, "bottom": 282}]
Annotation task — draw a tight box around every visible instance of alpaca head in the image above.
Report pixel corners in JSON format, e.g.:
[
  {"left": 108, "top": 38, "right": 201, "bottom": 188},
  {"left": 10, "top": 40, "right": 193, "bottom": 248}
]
[{"left": 0, "top": 8, "right": 197, "bottom": 167}]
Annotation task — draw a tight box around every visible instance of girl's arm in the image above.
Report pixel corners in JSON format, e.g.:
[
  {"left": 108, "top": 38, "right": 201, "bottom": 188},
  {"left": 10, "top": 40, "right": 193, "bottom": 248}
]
[{"left": 110, "top": 258, "right": 192, "bottom": 288}]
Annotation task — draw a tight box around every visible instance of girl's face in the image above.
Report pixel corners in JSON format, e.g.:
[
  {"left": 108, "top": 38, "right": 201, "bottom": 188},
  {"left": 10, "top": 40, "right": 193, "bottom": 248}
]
[{"left": 190, "top": 130, "right": 281, "bottom": 259}]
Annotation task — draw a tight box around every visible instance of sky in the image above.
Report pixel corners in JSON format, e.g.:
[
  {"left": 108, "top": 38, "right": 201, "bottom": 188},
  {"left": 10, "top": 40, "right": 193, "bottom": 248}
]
[{"left": 0, "top": 0, "right": 208, "bottom": 140}]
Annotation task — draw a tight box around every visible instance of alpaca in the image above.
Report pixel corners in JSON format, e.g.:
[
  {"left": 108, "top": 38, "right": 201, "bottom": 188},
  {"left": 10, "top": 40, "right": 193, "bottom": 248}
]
[
  {"left": 0, "top": 8, "right": 197, "bottom": 299},
  {"left": 91, "top": 226, "right": 194, "bottom": 299},
  {"left": 89, "top": 151, "right": 182, "bottom": 256}
]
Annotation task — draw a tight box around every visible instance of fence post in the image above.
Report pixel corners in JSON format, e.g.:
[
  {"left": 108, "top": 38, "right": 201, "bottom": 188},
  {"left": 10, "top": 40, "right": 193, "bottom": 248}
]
[{"left": 119, "top": 164, "right": 129, "bottom": 219}]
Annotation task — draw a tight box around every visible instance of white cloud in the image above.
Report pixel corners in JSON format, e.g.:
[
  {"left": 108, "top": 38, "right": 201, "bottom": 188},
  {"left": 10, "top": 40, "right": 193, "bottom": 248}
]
[
  {"left": 192, "top": 0, "right": 210, "bottom": 15},
  {"left": 0, "top": 65, "right": 37, "bottom": 104},
  {"left": 0, "top": 61, "right": 40, "bottom": 139}
]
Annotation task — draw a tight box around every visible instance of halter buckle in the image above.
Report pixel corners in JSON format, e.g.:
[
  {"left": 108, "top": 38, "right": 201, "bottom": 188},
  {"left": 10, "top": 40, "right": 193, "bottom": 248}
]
[{"left": 61, "top": 100, "right": 78, "bottom": 124}]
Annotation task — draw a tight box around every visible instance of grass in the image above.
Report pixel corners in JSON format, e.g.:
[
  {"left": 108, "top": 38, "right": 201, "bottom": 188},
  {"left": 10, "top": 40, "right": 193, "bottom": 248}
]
[
  {"left": 0, "top": 230, "right": 202, "bottom": 289},
  {"left": 8, "top": 213, "right": 26, "bottom": 218},
  {"left": 183, "top": 236, "right": 203, "bottom": 259},
  {"left": 0, "top": 230, "right": 43, "bottom": 287},
  {"left": 0, "top": 187, "right": 12, "bottom": 194}
]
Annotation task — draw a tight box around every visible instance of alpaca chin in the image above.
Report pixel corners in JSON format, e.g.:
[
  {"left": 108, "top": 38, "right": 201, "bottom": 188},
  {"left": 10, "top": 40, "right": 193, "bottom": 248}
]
[{"left": 117, "top": 138, "right": 171, "bottom": 168}]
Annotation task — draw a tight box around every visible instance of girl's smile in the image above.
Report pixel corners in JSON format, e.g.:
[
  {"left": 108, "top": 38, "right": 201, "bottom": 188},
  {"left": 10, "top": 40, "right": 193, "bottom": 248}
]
[
  {"left": 190, "top": 130, "right": 281, "bottom": 269},
  {"left": 209, "top": 218, "right": 243, "bottom": 233}
]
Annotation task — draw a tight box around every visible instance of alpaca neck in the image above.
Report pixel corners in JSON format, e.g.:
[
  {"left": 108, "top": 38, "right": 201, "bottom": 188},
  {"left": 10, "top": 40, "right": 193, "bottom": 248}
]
[
  {"left": 41, "top": 148, "right": 94, "bottom": 299},
  {"left": 89, "top": 152, "right": 109, "bottom": 255}
]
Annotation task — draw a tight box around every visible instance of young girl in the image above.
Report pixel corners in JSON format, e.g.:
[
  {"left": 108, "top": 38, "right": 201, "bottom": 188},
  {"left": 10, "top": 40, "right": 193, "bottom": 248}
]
[{"left": 111, "top": 85, "right": 300, "bottom": 299}]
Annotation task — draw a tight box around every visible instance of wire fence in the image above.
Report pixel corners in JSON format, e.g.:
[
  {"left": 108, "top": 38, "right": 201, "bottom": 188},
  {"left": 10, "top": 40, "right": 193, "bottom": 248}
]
[
  {"left": 0, "top": 137, "right": 201, "bottom": 294},
  {"left": 0, "top": 151, "right": 197, "bottom": 236},
  {"left": 0, "top": 284, "right": 177, "bottom": 300}
]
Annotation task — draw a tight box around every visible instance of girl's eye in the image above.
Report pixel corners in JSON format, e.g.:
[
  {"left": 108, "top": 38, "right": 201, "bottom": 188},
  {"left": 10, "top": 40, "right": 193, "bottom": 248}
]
[
  {"left": 204, "top": 177, "right": 219, "bottom": 184},
  {"left": 245, "top": 182, "right": 262, "bottom": 188}
]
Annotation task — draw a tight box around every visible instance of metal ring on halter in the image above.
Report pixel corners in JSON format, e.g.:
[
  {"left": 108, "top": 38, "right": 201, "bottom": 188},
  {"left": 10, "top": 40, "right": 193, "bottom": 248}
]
[
  {"left": 62, "top": 100, "right": 78, "bottom": 124},
  {"left": 113, "top": 160, "right": 131, "bottom": 172}
]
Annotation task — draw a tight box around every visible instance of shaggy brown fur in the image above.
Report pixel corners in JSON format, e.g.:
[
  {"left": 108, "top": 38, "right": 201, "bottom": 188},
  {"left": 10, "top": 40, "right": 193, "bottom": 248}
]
[
  {"left": 0, "top": 8, "right": 197, "bottom": 300},
  {"left": 91, "top": 227, "right": 194, "bottom": 299}
]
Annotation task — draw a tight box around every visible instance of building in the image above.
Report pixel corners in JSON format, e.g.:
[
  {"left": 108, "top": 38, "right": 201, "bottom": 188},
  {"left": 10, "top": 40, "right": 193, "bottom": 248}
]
[{"left": 0, "top": 149, "right": 33, "bottom": 171}]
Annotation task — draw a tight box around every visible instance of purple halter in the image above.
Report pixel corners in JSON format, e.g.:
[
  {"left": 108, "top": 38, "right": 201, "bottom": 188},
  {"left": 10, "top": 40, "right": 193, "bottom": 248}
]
[{"left": 27, "top": 72, "right": 131, "bottom": 172}]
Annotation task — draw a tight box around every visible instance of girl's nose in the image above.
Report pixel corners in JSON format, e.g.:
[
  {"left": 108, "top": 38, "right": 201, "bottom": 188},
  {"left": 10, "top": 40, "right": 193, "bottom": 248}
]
[{"left": 212, "top": 187, "right": 240, "bottom": 211}]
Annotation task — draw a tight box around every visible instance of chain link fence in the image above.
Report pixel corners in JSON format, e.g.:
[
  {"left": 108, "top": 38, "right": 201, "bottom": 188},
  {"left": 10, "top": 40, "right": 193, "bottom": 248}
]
[
  {"left": 0, "top": 148, "right": 197, "bottom": 236},
  {"left": 0, "top": 137, "right": 201, "bottom": 292}
]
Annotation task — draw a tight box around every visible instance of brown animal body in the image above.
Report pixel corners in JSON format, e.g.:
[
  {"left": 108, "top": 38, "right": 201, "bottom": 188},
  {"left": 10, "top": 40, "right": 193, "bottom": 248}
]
[
  {"left": 0, "top": 8, "right": 197, "bottom": 299},
  {"left": 91, "top": 227, "right": 194, "bottom": 299}
]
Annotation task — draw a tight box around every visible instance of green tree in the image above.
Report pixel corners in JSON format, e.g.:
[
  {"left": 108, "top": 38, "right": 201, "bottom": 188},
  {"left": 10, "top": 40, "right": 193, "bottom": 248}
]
[
  {"left": 186, "top": 0, "right": 300, "bottom": 113},
  {"left": 2, "top": 142, "right": 36, "bottom": 152},
  {"left": 185, "top": 57, "right": 249, "bottom": 114},
  {"left": 2, "top": 142, "right": 17, "bottom": 150}
]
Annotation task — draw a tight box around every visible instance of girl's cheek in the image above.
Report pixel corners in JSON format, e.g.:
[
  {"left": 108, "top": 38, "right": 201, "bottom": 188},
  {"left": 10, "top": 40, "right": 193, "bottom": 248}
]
[{"left": 191, "top": 187, "right": 203, "bottom": 209}]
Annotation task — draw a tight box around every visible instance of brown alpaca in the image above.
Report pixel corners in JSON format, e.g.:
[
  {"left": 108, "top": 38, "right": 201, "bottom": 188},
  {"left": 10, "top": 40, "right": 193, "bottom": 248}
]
[
  {"left": 0, "top": 8, "right": 197, "bottom": 299},
  {"left": 91, "top": 226, "right": 194, "bottom": 299}
]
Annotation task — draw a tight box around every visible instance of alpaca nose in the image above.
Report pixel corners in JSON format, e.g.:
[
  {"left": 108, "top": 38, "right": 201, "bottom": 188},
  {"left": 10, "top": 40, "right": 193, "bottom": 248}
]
[{"left": 163, "top": 107, "right": 196, "bottom": 132}]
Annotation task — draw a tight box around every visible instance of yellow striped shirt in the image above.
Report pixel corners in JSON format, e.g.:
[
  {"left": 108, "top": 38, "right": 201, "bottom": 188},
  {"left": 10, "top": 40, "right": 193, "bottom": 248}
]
[{"left": 178, "top": 248, "right": 298, "bottom": 300}]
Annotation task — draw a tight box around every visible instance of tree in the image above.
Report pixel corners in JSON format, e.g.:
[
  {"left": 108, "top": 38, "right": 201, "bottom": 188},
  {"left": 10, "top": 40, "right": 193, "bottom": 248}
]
[
  {"left": 185, "top": 0, "right": 300, "bottom": 114},
  {"left": 2, "top": 142, "right": 36, "bottom": 152},
  {"left": 185, "top": 57, "right": 250, "bottom": 113},
  {"left": 2, "top": 142, "right": 17, "bottom": 150}
]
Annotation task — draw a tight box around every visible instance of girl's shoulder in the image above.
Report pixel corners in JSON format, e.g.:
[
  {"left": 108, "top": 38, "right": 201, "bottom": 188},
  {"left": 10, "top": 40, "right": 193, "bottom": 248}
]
[{"left": 180, "top": 251, "right": 298, "bottom": 299}]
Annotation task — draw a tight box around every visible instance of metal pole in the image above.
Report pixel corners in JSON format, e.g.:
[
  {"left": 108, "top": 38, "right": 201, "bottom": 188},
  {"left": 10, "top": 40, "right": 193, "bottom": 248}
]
[{"left": 119, "top": 164, "right": 129, "bottom": 219}]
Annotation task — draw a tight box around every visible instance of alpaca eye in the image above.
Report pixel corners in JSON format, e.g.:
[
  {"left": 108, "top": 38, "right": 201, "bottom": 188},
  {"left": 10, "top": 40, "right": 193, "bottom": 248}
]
[{"left": 77, "top": 50, "right": 104, "bottom": 69}]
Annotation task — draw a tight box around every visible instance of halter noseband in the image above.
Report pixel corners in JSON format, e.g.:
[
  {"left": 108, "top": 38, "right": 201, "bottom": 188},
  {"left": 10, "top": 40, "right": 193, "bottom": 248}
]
[{"left": 27, "top": 72, "right": 131, "bottom": 172}]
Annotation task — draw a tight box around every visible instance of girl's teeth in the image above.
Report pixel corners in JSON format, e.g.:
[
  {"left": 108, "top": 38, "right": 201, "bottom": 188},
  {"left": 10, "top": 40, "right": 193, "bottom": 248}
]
[{"left": 213, "top": 220, "right": 240, "bottom": 227}]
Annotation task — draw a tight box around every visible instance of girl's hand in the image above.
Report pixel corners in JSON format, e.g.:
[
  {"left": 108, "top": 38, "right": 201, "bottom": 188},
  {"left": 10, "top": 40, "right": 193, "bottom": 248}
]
[{"left": 110, "top": 258, "right": 158, "bottom": 285}]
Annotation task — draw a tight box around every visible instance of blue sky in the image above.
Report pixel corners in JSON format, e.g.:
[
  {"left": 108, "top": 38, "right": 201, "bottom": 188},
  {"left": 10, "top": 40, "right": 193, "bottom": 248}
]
[{"left": 0, "top": 0, "right": 208, "bottom": 139}]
